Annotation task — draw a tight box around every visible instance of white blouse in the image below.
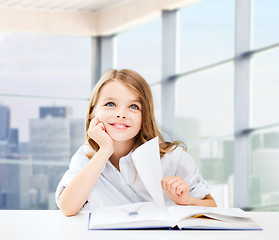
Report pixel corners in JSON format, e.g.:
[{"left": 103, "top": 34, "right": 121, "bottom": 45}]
[{"left": 55, "top": 143, "right": 211, "bottom": 211}]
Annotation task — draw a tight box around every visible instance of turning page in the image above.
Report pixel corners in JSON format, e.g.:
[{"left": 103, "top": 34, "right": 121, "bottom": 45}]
[{"left": 132, "top": 137, "right": 166, "bottom": 208}]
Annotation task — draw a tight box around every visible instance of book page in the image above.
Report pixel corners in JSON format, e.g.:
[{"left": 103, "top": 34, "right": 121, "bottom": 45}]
[
  {"left": 166, "top": 205, "right": 260, "bottom": 230},
  {"left": 167, "top": 205, "right": 252, "bottom": 222},
  {"left": 132, "top": 137, "right": 166, "bottom": 208},
  {"left": 89, "top": 202, "right": 170, "bottom": 228},
  {"left": 177, "top": 217, "right": 260, "bottom": 230}
]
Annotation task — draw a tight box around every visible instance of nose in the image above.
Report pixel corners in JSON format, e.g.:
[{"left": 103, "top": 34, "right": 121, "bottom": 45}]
[
  {"left": 116, "top": 108, "right": 126, "bottom": 119},
  {"left": 116, "top": 114, "right": 126, "bottom": 119}
]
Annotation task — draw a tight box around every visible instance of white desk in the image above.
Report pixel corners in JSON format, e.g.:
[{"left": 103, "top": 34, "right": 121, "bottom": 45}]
[{"left": 0, "top": 210, "right": 278, "bottom": 240}]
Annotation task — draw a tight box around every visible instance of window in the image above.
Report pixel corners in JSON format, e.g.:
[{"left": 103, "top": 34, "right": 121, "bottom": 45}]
[
  {"left": 178, "top": 0, "right": 234, "bottom": 72},
  {"left": 0, "top": 33, "right": 91, "bottom": 210},
  {"left": 175, "top": 63, "right": 234, "bottom": 142},
  {"left": 249, "top": 127, "right": 279, "bottom": 211},
  {"left": 253, "top": 0, "right": 279, "bottom": 48},
  {"left": 247, "top": 0, "right": 279, "bottom": 210},
  {"left": 188, "top": 137, "right": 234, "bottom": 207},
  {"left": 251, "top": 49, "right": 279, "bottom": 127},
  {"left": 175, "top": 0, "right": 235, "bottom": 207}
]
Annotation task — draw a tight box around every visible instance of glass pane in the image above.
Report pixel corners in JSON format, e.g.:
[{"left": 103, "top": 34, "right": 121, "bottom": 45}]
[
  {"left": 0, "top": 33, "right": 91, "bottom": 98},
  {"left": 0, "top": 98, "right": 88, "bottom": 210},
  {"left": 188, "top": 137, "right": 235, "bottom": 207},
  {"left": 249, "top": 127, "right": 279, "bottom": 211},
  {"left": 253, "top": 0, "right": 279, "bottom": 49},
  {"left": 115, "top": 18, "right": 162, "bottom": 84},
  {"left": 0, "top": 32, "right": 91, "bottom": 210},
  {"left": 251, "top": 49, "right": 279, "bottom": 127},
  {"left": 178, "top": 0, "right": 234, "bottom": 72},
  {"left": 175, "top": 63, "right": 234, "bottom": 142}
]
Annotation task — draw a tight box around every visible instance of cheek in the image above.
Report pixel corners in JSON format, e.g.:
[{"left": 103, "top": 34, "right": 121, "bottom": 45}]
[
  {"left": 135, "top": 114, "right": 142, "bottom": 129},
  {"left": 94, "top": 109, "right": 110, "bottom": 122}
]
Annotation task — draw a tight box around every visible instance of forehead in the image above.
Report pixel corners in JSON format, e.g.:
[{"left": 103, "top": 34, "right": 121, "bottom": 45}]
[{"left": 99, "top": 81, "right": 140, "bottom": 102}]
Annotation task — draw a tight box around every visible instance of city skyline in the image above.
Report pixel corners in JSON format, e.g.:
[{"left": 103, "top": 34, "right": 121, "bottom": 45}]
[
  {"left": 1, "top": 103, "right": 279, "bottom": 210},
  {"left": 0, "top": 105, "right": 85, "bottom": 210}
]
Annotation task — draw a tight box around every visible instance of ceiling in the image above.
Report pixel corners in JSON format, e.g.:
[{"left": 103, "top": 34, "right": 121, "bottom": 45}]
[
  {"left": 0, "top": 0, "right": 198, "bottom": 36},
  {"left": 0, "top": 0, "right": 133, "bottom": 13}
]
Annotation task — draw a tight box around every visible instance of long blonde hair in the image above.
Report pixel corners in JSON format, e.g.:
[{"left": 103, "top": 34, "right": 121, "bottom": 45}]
[{"left": 85, "top": 69, "right": 185, "bottom": 158}]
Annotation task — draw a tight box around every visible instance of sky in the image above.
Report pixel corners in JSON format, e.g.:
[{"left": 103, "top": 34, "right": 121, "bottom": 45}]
[
  {"left": 0, "top": 0, "right": 279, "bottom": 143},
  {"left": 0, "top": 34, "right": 92, "bottom": 142}
]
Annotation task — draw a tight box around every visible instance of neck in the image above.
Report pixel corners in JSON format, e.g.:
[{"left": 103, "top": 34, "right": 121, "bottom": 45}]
[{"left": 109, "top": 139, "right": 137, "bottom": 171}]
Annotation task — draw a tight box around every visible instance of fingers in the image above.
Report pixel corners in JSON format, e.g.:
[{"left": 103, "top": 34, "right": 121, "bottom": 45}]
[
  {"left": 171, "top": 181, "right": 184, "bottom": 195},
  {"left": 161, "top": 176, "right": 180, "bottom": 191},
  {"left": 161, "top": 176, "right": 177, "bottom": 192},
  {"left": 97, "top": 122, "right": 105, "bottom": 131},
  {"left": 88, "top": 117, "right": 106, "bottom": 140},
  {"left": 89, "top": 117, "right": 99, "bottom": 128},
  {"left": 89, "top": 118, "right": 105, "bottom": 130},
  {"left": 176, "top": 184, "right": 188, "bottom": 196},
  {"left": 161, "top": 176, "right": 188, "bottom": 196}
]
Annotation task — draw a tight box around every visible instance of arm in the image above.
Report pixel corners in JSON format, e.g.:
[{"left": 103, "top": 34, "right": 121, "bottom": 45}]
[
  {"left": 189, "top": 193, "right": 216, "bottom": 207},
  {"left": 59, "top": 118, "right": 114, "bottom": 216},
  {"left": 161, "top": 176, "right": 217, "bottom": 207}
]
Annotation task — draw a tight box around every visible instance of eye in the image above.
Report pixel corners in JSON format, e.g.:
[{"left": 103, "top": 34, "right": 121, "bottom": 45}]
[
  {"left": 105, "top": 102, "right": 116, "bottom": 107},
  {"left": 130, "top": 104, "right": 139, "bottom": 110}
]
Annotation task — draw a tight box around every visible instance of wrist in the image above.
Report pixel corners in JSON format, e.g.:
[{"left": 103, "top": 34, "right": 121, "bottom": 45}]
[
  {"left": 99, "top": 146, "right": 114, "bottom": 157},
  {"left": 187, "top": 196, "right": 196, "bottom": 205}
]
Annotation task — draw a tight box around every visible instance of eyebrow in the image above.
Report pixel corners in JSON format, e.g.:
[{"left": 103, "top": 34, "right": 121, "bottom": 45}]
[{"left": 103, "top": 97, "right": 141, "bottom": 104}]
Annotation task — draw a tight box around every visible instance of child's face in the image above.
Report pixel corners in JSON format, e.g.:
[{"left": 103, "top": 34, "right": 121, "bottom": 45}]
[{"left": 93, "top": 81, "right": 142, "bottom": 143}]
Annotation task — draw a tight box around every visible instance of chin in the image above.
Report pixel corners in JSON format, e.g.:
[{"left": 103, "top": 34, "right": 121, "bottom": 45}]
[
  {"left": 111, "top": 136, "right": 133, "bottom": 142},
  {"left": 109, "top": 133, "right": 137, "bottom": 142}
]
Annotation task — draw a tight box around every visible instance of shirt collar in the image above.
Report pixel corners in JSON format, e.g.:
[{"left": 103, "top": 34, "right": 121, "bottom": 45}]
[{"left": 105, "top": 149, "right": 133, "bottom": 170}]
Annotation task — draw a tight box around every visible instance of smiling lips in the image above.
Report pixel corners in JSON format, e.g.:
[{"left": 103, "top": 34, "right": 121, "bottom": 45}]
[{"left": 109, "top": 123, "right": 130, "bottom": 129}]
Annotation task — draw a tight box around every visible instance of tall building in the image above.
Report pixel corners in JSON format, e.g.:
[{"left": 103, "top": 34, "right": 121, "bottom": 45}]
[
  {"left": 251, "top": 149, "right": 279, "bottom": 206},
  {"left": 7, "top": 128, "right": 19, "bottom": 154},
  {"left": 264, "top": 132, "right": 279, "bottom": 149},
  {"left": 0, "top": 106, "right": 19, "bottom": 156},
  {"left": 199, "top": 157, "right": 224, "bottom": 183},
  {"left": 39, "top": 106, "right": 72, "bottom": 119},
  {"left": 0, "top": 105, "right": 10, "bottom": 156},
  {"left": 30, "top": 118, "right": 71, "bottom": 162},
  {"left": 0, "top": 160, "right": 20, "bottom": 209},
  {"left": 29, "top": 117, "right": 71, "bottom": 209},
  {"left": 0, "top": 105, "right": 10, "bottom": 141},
  {"left": 222, "top": 140, "right": 234, "bottom": 182},
  {"left": 29, "top": 106, "right": 85, "bottom": 209},
  {"left": 0, "top": 152, "right": 29, "bottom": 210},
  {"left": 249, "top": 131, "right": 279, "bottom": 207},
  {"left": 70, "top": 119, "right": 85, "bottom": 156},
  {"left": 0, "top": 104, "right": 29, "bottom": 210}
]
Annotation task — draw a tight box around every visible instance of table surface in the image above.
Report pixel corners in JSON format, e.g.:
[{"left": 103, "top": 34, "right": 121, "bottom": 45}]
[{"left": 0, "top": 210, "right": 278, "bottom": 240}]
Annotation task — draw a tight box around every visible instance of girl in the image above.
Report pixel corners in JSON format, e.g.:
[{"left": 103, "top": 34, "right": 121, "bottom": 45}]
[{"left": 56, "top": 69, "right": 216, "bottom": 216}]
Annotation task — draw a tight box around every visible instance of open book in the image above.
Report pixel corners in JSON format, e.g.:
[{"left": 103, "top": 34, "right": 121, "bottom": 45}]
[
  {"left": 88, "top": 137, "right": 261, "bottom": 230},
  {"left": 88, "top": 202, "right": 261, "bottom": 230}
]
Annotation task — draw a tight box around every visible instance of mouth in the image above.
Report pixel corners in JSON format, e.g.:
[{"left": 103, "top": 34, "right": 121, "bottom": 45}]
[{"left": 109, "top": 123, "right": 130, "bottom": 129}]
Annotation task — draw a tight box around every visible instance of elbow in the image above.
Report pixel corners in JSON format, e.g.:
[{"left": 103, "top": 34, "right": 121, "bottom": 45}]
[
  {"left": 212, "top": 200, "right": 217, "bottom": 207},
  {"left": 209, "top": 198, "right": 217, "bottom": 207},
  {"left": 64, "top": 212, "right": 77, "bottom": 217},
  {"left": 59, "top": 197, "right": 79, "bottom": 217},
  {"left": 60, "top": 204, "right": 79, "bottom": 217},
  {"left": 204, "top": 194, "right": 217, "bottom": 207}
]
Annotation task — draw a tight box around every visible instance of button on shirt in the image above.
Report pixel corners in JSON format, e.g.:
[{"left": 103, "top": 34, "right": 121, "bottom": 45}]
[{"left": 55, "top": 144, "right": 211, "bottom": 212}]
